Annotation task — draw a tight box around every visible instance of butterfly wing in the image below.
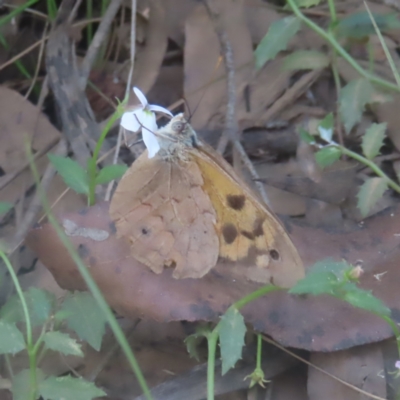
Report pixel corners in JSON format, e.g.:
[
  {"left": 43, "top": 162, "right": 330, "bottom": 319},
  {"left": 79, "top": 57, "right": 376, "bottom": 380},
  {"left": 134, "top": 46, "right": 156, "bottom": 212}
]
[
  {"left": 109, "top": 150, "right": 219, "bottom": 279},
  {"left": 191, "top": 143, "right": 305, "bottom": 288}
]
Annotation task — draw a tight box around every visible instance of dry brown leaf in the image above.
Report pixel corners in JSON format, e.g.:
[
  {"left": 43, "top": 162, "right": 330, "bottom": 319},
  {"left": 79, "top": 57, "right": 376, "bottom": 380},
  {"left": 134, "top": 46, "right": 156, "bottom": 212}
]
[
  {"left": 0, "top": 86, "right": 60, "bottom": 206},
  {"left": 26, "top": 201, "right": 400, "bottom": 352},
  {"left": 308, "top": 343, "right": 386, "bottom": 400},
  {"left": 184, "top": 1, "right": 253, "bottom": 131}
]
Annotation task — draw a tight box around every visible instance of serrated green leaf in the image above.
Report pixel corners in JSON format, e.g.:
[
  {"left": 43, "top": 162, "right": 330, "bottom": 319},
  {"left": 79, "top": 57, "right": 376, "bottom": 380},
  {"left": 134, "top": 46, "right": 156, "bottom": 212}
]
[
  {"left": 336, "top": 11, "right": 400, "bottom": 39},
  {"left": 289, "top": 259, "right": 352, "bottom": 296},
  {"left": 299, "top": 128, "right": 315, "bottom": 144},
  {"left": 357, "top": 177, "right": 388, "bottom": 217},
  {"left": 43, "top": 331, "right": 84, "bottom": 357},
  {"left": 95, "top": 164, "right": 128, "bottom": 185},
  {"left": 361, "top": 123, "right": 387, "bottom": 159},
  {"left": 219, "top": 307, "right": 246, "bottom": 375},
  {"left": 61, "top": 292, "right": 106, "bottom": 351},
  {"left": 0, "top": 321, "right": 25, "bottom": 354},
  {"left": 0, "top": 288, "right": 55, "bottom": 327},
  {"left": 254, "top": 16, "right": 301, "bottom": 69},
  {"left": 39, "top": 376, "right": 105, "bottom": 400},
  {"left": 283, "top": 50, "right": 329, "bottom": 71},
  {"left": 48, "top": 154, "right": 89, "bottom": 195},
  {"left": 318, "top": 113, "right": 334, "bottom": 142},
  {"left": 315, "top": 146, "right": 341, "bottom": 168},
  {"left": 184, "top": 334, "right": 203, "bottom": 361},
  {"left": 341, "top": 283, "right": 391, "bottom": 316},
  {"left": 12, "top": 369, "right": 45, "bottom": 400},
  {"left": 339, "top": 78, "right": 373, "bottom": 133},
  {"left": 0, "top": 202, "right": 13, "bottom": 215}
]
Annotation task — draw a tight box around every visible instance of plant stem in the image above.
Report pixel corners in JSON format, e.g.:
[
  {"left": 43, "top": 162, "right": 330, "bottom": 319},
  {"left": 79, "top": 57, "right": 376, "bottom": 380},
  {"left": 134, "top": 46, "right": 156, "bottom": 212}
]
[
  {"left": 0, "top": 251, "right": 36, "bottom": 399},
  {"left": 87, "top": 105, "right": 124, "bottom": 205},
  {"left": 327, "top": 0, "right": 337, "bottom": 24},
  {"left": 233, "top": 285, "right": 281, "bottom": 310},
  {"left": 206, "top": 329, "right": 219, "bottom": 400},
  {"left": 338, "top": 146, "right": 400, "bottom": 194},
  {"left": 256, "top": 333, "right": 262, "bottom": 370},
  {"left": 381, "top": 316, "right": 400, "bottom": 358},
  {"left": 26, "top": 143, "right": 153, "bottom": 400},
  {"left": 286, "top": 0, "right": 400, "bottom": 93}
]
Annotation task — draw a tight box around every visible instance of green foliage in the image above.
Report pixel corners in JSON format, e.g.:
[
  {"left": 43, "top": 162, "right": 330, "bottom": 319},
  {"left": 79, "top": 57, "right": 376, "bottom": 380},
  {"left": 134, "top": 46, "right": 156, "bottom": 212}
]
[
  {"left": 318, "top": 112, "right": 334, "bottom": 142},
  {"left": 0, "top": 202, "right": 13, "bottom": 215},
  {"left": 39, "top": 376, "right": 106, "bottom": 400},
  {"left": 185, "top": 325, "right": 211, "bottom": 361},
  {"left": 43, "top": 331, "right": 84, "bottom": 357},
  {"left": 12, "top": 369, "right": 45, "bottom": 400},
  {"left": 357, "top": 177, "right": 388, "bottom": 217},
  {"left": 95, "top": 164, "right": 128, "bottom": 185},
  {"left": 292, "top": 0, "right": 322, "bottom": 7},
  {"left": 339, "top": 78, "right": 373, "bottom": 133},
  {"left": 61, "top": 292, "right": 107, "bottom": 351},
  {"left": 0, "top": 288, "right": 55, "bottom": 327},
  {"left": 48, "top": 154, "right": 89, "bottom": 195},
  {"left": 254, "top": 16, "right": 301, "bottom": 69},
  {"left": 0, "top": 320, "right": 25, "bottom": 354},
  {"left": 219, "top": 307, "right": 246, "bottom": 375},
  {"left": 314, "top": 146, "right": 342, "bottom": 168},
  {"left": 336, "top": 11, "right": 400, "bottom": 39},
  {"left": 290, "top": 259, "right": 391, "bottom": 317},
  {"left": 283, "top": 50, "right": 329, "bottom": 70},
  {"left": 361, "top": 123, "right": 387, "bottom": 160},
  {"left": 299, "top": 128, "right": 315, "bottom": 144}
]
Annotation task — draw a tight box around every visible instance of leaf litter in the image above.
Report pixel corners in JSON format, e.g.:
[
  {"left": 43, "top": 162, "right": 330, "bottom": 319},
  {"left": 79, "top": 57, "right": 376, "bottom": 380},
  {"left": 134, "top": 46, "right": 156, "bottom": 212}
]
[{"left": 0, "top": 0, "right": 399, "bottom": 399}]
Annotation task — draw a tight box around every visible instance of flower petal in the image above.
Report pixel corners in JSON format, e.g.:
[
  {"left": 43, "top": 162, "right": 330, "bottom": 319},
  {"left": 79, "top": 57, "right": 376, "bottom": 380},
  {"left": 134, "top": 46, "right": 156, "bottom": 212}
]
[
  {"left": 133, "top": 87, "right": 148, "bottom": 107},
  {"left": 148, "top": 104, "right": 173, "bottom": 117},
  {"left": 140, "top": 112, "right": 160, "bottom": 158},
  {"left": 120, "top": 111, "right": 141, "bottom": 132}
]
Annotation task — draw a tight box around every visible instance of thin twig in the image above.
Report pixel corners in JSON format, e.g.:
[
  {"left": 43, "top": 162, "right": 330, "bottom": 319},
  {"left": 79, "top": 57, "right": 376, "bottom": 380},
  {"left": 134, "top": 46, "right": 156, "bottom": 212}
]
[
  {"left": 80, "top": 0, "right": 124, "bottom": 88},
  {"left": 205, "top": 0, "right": 270, "bottom": 205},
  {"left": 105, "top": 0, "right": 137, "bottom": 202},
  {"left": 25, "top": 22, "right": 49, "bottom": 99}
]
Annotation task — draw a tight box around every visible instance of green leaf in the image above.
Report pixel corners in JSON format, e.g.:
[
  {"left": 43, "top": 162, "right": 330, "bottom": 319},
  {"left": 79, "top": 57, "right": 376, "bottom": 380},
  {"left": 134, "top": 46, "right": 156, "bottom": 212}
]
[
  {"left": 336, "top": 11, "right": 400, "bottom": 39},
  {"left": 299, "top": 128, "right": 315, "bottom": 144},
  {"left": 0, "top": 288, "right": 55, "bottom": 327},
  {"left": 39, "top": 376, "right": 105, "bottom": 400},
  {"left": 43, "top": 331, "right": 84, "bottom": 357},
  {"left": 315, "top": 146, "right": 342, "bottom": 168},
  {"left": 61, "top": 292, "right": 106, "bottom": 351},
  {"left": 0, "top": 321, "right": 25, "bottom": 354},
  {"left": 339, "top": 78, "right": 373, "bottom": 133},
  {"left": 219, "top": 307, "right": 246, "bottom": 375},
  {"left": 48, "top": 154, "right": 89, "bottom": 195},
  {"left": 12, "top": 369, "right": 45, "bottom": 400},
  {"left": 341, "top": 283, "right": 391, "bottom": 316},
  {"left": 0, "top": 202, "right": 13, "bottom": 215},
  {"left": 318, "top": 113, "right": 334, "bottom": 142},
  {"left": 289, "top": 259, "right": 351, "bottom": 296},
  {"left": 283, "top": 50, "right": 329, "bottom": 71},
  {"left": 357, "top": 177, "right": 388, "bottom": 217},
  {"left": 95, "top": 164, "right": 128, "bottom": 185},
  {"left": 185, "top": 334, "right": 202, "bottom": 361},
  {"left": 361, "top": 123, "right": 387, "bottom": 159},
  {"left": 254, "top": 16, "right": 301, "bottom": 69}
]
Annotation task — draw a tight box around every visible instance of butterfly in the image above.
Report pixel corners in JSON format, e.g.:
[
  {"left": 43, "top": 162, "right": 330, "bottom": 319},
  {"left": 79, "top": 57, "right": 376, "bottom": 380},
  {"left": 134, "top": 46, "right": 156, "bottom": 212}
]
[{"left": 109, "top": 113, "right": 304, "bottom": 288}]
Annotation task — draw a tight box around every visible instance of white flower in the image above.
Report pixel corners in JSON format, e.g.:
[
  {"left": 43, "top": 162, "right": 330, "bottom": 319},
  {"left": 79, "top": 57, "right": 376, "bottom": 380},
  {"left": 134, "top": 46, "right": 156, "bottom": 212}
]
[{"left": 120, "top": 87, "right": 172, "bottom": 158}]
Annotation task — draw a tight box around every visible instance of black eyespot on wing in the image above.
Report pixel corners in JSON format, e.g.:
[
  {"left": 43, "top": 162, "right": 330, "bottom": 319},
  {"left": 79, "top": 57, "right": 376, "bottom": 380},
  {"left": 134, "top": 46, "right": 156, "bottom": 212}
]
[
  {"left": 269, "top": 249, "right": 280, "bottom": 260},
  {"left": 253, "top": 218, "right": 264, "bottom": 237},
  {"left": 222, "top": 223, "right": 238, "bottom": 244},
  {"left": 226, "top": 194, "right": 246, "bottom": 210},
  {"left": 141, "top": 227, "right": 150, "bottom": 235}
]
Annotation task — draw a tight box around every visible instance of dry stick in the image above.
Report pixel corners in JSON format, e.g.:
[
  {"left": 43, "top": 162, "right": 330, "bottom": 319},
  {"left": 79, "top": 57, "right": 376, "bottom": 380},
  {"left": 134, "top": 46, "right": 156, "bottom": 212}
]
[
  {"left": 261, "top": 335, "right": 386, "bottom": 400},
  {"left": 105, "top": 0, "right": 137, "bottom": 202},
  {"left": 206, "top": 1, "right": 270, "bottom": 206},
  {"left": 25, "top": 22, "right": 49, "bottom": 99},
  {"left": 80, "top": 0, "right": 124, "bottom": 88}
]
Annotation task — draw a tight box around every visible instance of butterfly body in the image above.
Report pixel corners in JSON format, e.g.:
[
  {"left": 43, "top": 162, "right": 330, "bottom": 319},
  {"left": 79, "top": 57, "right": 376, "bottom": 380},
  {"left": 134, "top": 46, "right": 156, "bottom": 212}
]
[{"left": 110, "top": 114, "right": 304, "bottom": 287}]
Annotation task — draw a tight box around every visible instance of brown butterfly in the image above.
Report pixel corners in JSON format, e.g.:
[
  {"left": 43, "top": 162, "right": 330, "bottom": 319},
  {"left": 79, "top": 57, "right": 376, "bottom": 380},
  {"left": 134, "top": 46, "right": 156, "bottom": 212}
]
[{"left": 109, "top": 114, "right": 304, "bottom": 288}]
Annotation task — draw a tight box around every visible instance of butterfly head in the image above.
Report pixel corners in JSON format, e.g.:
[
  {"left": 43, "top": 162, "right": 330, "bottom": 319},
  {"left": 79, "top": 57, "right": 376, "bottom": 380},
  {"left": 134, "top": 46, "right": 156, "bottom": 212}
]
[{"left": 155, "top": 113, "right": 199, "bottom": 157}]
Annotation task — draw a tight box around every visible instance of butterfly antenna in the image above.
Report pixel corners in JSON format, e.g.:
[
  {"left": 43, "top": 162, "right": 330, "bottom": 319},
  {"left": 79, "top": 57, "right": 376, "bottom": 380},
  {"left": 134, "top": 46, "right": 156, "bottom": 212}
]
[{"left": 186, "top": 55, "right": 223, "bottom": 123}]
